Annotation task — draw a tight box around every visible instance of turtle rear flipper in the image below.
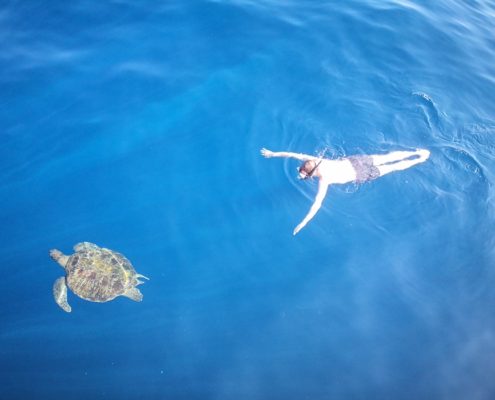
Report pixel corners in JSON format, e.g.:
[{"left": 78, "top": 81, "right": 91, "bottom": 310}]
[
  {"left": 135, "top": 274, "right": 150, "bottom": 286},
  {"left": 53, "top": 277, "right": 72, "bottom": 312},
  {"left": 122, "top": 287, "right": 143, "bottom": 302}
]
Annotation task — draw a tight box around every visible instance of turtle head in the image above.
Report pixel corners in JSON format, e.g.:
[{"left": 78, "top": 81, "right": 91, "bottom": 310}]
[
  {"left": 49, "top": 249, "right": 63, "bottom": 261},
  {"left": 50, "top": 249, "right": 69, "bottom": 268}
]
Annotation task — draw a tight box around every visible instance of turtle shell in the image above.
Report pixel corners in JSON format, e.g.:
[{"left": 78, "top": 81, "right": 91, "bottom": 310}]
[{"left": 66, "top": 246, "right": 138, "bottom": 302}]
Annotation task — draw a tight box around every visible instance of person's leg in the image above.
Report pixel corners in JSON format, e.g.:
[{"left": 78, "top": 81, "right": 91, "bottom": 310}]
[
  {"left": 371, "top": 149, "right": 428, "bottom": 166},
  {"left": 375, "top": 149, "right": 430, "bottom": 176}
]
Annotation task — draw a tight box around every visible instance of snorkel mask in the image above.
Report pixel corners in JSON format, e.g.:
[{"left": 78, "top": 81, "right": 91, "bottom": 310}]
[{"left": 298, "top": 150, "right": 326, "bottom": 180}]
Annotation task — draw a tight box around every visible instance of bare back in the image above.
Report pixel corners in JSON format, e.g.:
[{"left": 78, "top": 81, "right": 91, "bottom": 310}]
[{"left": 318, "top": 158, "right": 357, "bottom": 184}]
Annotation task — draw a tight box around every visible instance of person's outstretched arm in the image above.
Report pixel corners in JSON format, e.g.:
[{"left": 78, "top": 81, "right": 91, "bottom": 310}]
[
  {"left": 261, "top": 148, "right": 318, "bottom": 161},
  {"left": 293, "top": 182, "right": 329, "bottom": 235}
]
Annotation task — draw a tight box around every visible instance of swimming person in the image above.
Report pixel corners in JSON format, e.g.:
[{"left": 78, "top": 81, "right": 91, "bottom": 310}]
[{"left": 261, "top": 147, "right": 430, "bottom": 235}]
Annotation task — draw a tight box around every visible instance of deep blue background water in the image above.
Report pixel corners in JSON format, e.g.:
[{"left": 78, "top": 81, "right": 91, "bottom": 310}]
[{"left": 1, "top": 1, "right": 495, "bottom": 399}]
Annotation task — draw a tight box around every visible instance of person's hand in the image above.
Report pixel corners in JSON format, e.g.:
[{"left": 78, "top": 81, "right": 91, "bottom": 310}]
[
  {"left": 293, "top": 223, "right": 304, "bottom": 236},
  {"left": 261, "top": 148, "right": 274, "bottom": 158}
]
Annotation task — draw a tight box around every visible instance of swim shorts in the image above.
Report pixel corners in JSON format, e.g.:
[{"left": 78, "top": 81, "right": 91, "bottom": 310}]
[{"left": 348, "top": 155, "right": 380, "bottom": 183}]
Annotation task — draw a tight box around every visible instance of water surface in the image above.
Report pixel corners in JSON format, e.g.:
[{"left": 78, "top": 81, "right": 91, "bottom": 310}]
[{"left": 1, "top": 1, "right": 495, "bottom": 399}]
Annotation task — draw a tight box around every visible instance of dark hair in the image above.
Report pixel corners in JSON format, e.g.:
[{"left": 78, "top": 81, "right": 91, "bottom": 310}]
[{"left": 298, "top": 160, "right": 317, "bottom": 178}]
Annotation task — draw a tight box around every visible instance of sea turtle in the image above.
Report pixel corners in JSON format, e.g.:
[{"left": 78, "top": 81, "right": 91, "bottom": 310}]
[{"left": 49, "top": 242, "right": 149, "bottom": 313}]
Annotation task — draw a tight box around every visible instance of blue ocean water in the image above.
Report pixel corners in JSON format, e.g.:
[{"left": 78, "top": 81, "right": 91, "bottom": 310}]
[{"left": 1, "top": 1, "right": 495, "bottom": 399}]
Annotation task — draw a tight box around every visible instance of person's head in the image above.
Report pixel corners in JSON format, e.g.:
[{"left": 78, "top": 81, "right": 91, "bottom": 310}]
[{"left": 298, "top": 160, "right": 318, "bottom": 180}]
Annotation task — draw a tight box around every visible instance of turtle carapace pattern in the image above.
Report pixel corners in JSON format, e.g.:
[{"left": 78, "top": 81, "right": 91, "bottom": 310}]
[{"left": 50, "top": 242, "right": 149, "bottom": 313}]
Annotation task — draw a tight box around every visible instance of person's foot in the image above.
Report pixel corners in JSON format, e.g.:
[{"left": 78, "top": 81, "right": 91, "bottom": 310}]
[{"left": 416, "top": 149, "right": 430, "bottom": 162}]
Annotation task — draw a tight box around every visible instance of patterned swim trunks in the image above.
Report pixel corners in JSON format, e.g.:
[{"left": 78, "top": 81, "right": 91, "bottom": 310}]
[{"left": 348, "top": 155, "right": 380, "bottom": 183}]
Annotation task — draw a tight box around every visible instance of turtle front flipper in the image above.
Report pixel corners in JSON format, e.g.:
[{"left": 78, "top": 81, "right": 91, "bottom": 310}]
[
  {"left": 73, "top": 242, "right": 100, "bottom": 252},
  {"left": 53, "top": 277, "right": 72, "bottom": 313},
  {"left": 122, "top": 287, "right": 143, "bottom": 302}
]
